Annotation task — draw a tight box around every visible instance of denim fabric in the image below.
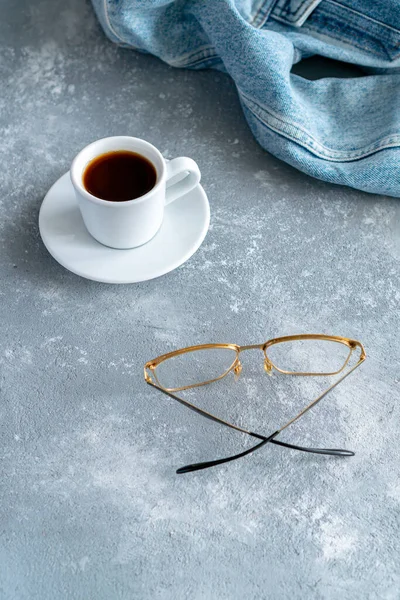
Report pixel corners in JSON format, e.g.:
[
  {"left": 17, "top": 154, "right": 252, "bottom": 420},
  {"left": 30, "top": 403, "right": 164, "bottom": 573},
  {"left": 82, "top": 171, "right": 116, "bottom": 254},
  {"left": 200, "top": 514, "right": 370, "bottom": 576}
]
[{"left": 91, "top": 0, "right": 400, "bottom": 197}]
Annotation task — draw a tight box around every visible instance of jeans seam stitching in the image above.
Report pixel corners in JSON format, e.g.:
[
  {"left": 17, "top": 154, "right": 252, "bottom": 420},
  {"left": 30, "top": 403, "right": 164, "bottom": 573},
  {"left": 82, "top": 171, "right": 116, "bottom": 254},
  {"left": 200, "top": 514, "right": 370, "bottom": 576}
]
[
  {"left": 240, "top": 91, "right": 400, "bottom": 161},
  {"left": 301, "top": 19, "right": 395, "bottom": 60},
  {"left": 184, "top": 55, "right": 220, "bottom": 68},
  {"left": 328, "top": 0, "right": 400, "bottom": 36},
  {"left": 250, "top": 0, "right": 266, "bottom": 26},
  {"left": 271, "top": 12, "right": 396, "bottom": 59},
  {"left": 250, "top": 0, "right": 276, "bottom": 28},
  {"left": 274, "top": 0, "right": 290, "bottom": 17},
  {"left": 103, "top": 0, "right": 128, "bottom": 45},
  {"left": 273, "top": 0, "right": 400, "bottom": 38},
  {"left": 293, "top": 0, "right": 322, "bottom": 23},
  {"left": 279, "top": 0, "right": 315, "bottom": 20},
  {"left": 317, "top": 1, "right": 400, "bottom": 46},
  {"left": 168, "top": 46, "right": 218, "bottom": 67}
]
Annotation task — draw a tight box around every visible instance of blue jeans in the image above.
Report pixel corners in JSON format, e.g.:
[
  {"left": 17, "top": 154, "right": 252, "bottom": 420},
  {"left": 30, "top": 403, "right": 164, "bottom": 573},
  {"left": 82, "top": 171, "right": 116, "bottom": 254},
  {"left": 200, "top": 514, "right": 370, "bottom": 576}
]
[{"left": 91, "top": 0, "right": 400, "bottom": 197}]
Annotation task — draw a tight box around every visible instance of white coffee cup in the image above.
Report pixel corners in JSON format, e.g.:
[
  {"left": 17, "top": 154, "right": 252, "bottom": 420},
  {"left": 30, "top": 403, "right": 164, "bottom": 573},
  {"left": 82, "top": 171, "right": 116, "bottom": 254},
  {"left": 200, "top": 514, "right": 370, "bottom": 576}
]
[{"left": 70, "top": 136, "right": 201, "bottom": 249}]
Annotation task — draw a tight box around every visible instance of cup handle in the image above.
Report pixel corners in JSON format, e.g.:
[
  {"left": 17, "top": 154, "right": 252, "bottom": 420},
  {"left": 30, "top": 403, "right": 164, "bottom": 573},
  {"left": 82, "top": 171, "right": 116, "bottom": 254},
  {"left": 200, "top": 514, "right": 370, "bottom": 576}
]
[{"left": 165, "top": 157, "right": 201, "bottom": 206}]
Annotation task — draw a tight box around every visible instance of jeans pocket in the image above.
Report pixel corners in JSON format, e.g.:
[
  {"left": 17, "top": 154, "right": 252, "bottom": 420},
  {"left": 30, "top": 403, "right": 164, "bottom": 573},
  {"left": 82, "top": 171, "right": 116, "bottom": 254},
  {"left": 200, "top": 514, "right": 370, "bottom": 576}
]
[{"left": 270, "top": 0, "right": 400, "bottom": 61}]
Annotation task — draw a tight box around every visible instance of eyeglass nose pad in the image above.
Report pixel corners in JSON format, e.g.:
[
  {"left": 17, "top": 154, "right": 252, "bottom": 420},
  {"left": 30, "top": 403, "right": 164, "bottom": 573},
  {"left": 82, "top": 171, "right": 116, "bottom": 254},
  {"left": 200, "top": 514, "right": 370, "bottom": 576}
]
[
  {"left": 233, "top": 361, "right": 242, "bottom": 381},
  {"left": 264, "top": 357, "right": 273, "bottom": 376}
]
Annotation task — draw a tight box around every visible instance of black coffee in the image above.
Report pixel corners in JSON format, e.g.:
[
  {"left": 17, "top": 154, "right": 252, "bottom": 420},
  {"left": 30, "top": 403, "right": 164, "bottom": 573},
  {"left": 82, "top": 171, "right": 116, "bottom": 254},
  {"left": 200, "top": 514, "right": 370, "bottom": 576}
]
[{"left": 83, "top": 151, "right": 157, "bottom": 202}]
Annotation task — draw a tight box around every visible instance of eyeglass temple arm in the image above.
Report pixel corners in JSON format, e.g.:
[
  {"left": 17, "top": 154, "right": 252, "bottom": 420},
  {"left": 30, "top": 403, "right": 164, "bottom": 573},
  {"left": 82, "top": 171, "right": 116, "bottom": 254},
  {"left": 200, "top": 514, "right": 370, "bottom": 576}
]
[
  {"left": 146, "top": 381, "right": 354, "bottom": 473},
  {"left": 270, "top": 439, "right": 354, "bottom": 456},
  {"left": 176, "top": 436, "right": 354, "bottom": 474},
  {"left": 176, "top": 431, "right": 279, "bottom": 474},
  {"left": 278, "top": 355, "right": 365, "bottom": 433}
]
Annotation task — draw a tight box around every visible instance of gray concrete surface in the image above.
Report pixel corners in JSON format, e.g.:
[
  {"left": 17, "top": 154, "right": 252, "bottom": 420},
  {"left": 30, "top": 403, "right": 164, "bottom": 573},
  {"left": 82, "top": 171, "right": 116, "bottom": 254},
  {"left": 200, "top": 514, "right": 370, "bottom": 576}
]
[{"left": 1, "top": 1, "right": 400, "bottom": 598}]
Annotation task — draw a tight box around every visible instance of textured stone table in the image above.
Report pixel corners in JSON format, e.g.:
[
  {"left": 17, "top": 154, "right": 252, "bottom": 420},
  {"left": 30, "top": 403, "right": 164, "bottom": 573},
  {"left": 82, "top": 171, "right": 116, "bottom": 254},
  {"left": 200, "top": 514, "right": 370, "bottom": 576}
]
[{"left": 1, "top": 1, "right": 400, "bottom": 599}]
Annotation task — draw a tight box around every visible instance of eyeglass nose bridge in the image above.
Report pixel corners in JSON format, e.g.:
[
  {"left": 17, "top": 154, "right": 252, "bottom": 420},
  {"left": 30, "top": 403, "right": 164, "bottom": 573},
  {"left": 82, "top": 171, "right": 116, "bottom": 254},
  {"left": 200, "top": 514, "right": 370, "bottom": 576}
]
[
  {"left": 239, "top": 343, "right": 265, "bottom": 351},
  {"left": 233, "top": 346, "right": 274, "bottom": 379}
]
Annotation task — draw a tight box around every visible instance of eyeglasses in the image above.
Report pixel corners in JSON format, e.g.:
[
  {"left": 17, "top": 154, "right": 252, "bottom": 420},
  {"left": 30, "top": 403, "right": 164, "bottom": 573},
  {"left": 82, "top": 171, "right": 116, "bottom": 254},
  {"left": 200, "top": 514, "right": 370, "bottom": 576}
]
[{"left": 144, "top": 334, "right": 366, "bottom": 474}]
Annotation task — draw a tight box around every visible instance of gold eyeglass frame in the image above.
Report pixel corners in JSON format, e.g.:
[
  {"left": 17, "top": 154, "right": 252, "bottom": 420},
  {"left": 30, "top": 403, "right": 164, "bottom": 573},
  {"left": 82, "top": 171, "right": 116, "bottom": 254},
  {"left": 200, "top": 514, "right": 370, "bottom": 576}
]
[{"left": 144, "top": 334, "right": 366, "bottom": 473}]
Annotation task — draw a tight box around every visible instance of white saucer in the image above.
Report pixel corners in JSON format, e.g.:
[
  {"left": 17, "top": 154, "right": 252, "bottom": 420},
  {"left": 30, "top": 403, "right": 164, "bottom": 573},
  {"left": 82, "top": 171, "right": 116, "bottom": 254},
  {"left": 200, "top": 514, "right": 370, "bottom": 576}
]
[{"left": 39, "top": 173, "right": 210, "bottom": 284}]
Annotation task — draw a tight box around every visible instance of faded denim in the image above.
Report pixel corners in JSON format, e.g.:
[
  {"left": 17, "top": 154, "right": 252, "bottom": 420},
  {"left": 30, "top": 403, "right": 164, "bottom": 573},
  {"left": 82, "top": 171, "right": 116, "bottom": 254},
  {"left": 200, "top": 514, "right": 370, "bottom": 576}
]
[{"left": 91, "top": 0, "right": 400, "bottom": 197}]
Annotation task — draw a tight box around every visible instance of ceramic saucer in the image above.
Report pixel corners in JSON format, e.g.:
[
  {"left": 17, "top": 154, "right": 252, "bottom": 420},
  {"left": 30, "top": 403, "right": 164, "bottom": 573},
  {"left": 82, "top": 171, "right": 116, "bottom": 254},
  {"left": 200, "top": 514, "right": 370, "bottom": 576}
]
[{"left": 39, "top": 173, "right": 210, "bottom": 284}]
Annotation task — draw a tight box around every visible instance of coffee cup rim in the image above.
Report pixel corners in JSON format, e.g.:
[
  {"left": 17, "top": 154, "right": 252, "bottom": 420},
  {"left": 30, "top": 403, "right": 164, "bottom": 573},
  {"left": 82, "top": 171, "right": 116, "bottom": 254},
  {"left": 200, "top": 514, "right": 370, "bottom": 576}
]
[{"left": 70, "top": 136, "right": 166, "bottom": 207}]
